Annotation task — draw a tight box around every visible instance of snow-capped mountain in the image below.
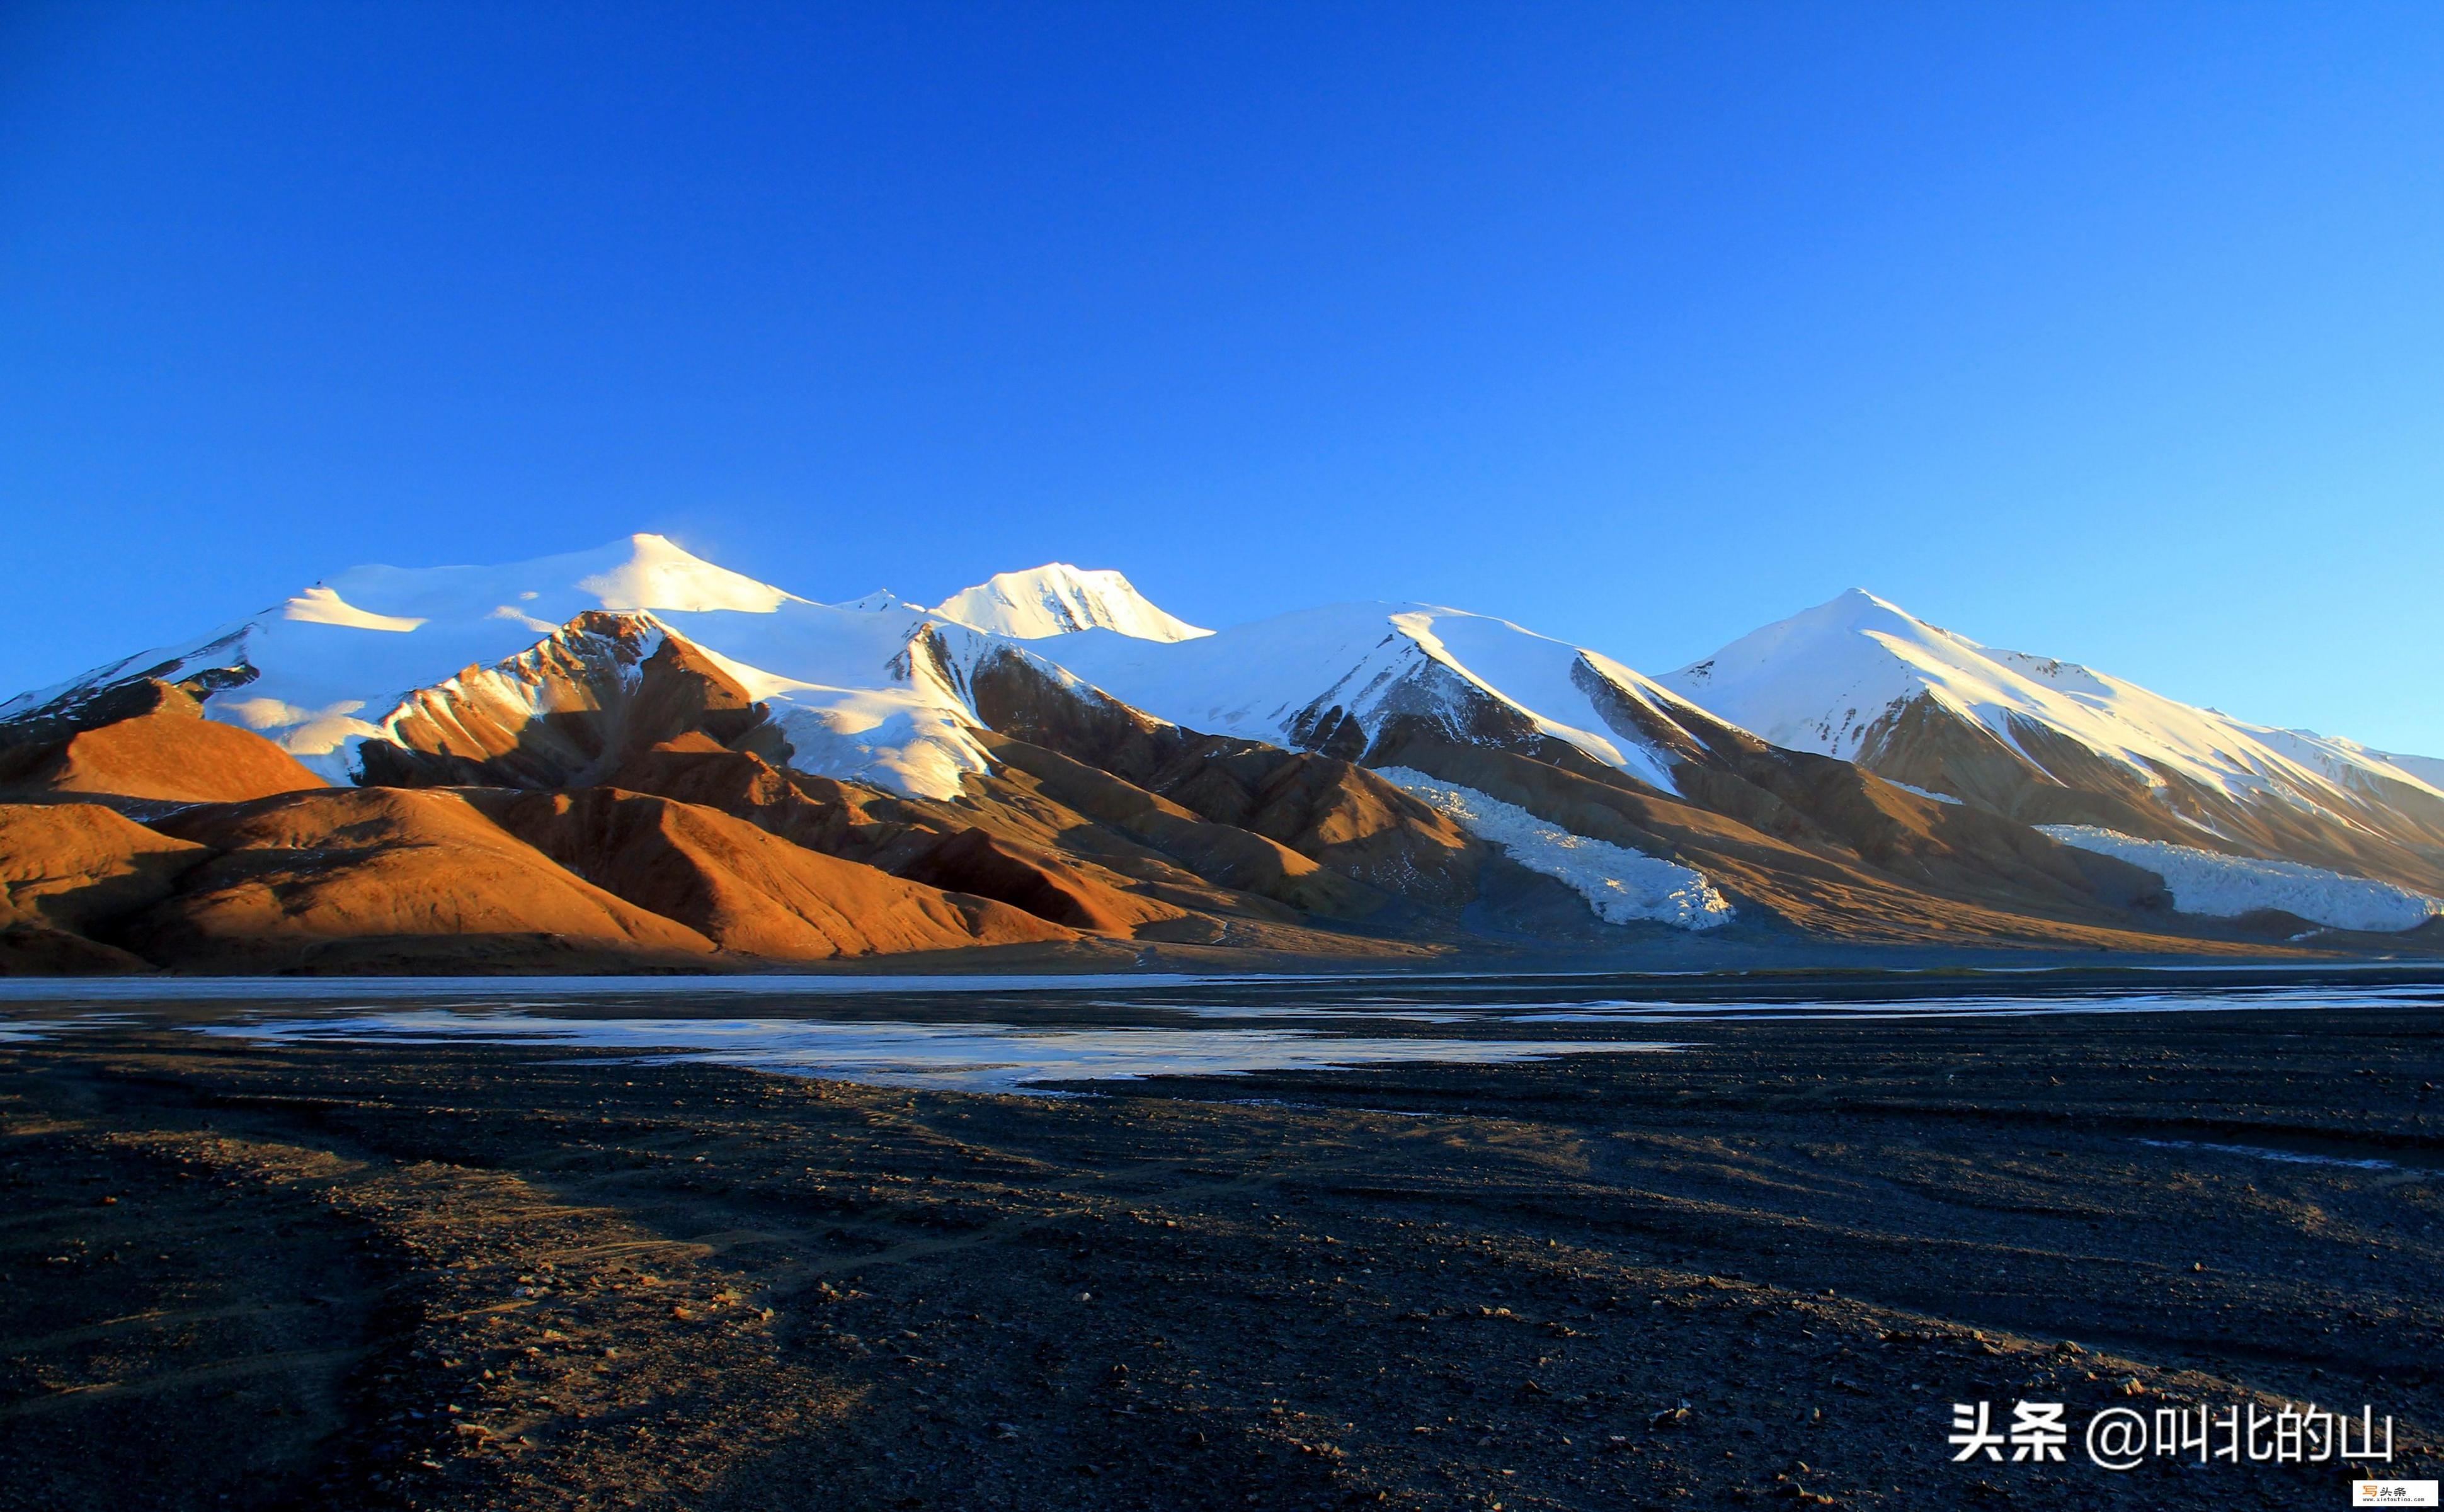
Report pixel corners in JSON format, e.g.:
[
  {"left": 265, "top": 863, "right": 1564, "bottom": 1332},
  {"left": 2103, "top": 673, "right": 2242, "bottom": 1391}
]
[
  {"left": 1039, "top": 602, "right": 1745, "bottom": 796},
  {"left": 0, "top": 538, "right": 1195, "bottom": 800},
  {"left": 1659, "top": 589, "right": 2444, "bottom": 891},
  {"left": 929, "top": 564, "right": 1209, "bottom": 642},
  {"left": 9, "top": 537, "right": 2442, "bottom": 957}
]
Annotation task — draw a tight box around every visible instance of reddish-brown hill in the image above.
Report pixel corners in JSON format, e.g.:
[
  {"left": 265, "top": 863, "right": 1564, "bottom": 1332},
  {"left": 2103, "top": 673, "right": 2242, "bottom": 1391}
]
[
  {"left": 128, "top": 787, "right": 719, "bottom": 972},
  {"left": 0, "top": 802, "right": 211, "bottom": 972},
  {"left": 474, "top": 787, "right": 1076, "bottom": 958},
  {"left": 894, "top": 826, "right": 1184, "bottom": 935},
  {"left": 0, "top": 681, "right": 326, "bottom": 805}
]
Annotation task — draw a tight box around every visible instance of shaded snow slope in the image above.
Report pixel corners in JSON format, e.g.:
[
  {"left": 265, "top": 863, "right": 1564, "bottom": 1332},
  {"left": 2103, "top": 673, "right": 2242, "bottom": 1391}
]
[
  {"left": 1374, "top": 768, "right": 1732, "bottom": 929},
  {"left": 1663, "top": 589, "right": 2444, "bottom": 831},
  {"left": 666, "top": 612, "right": 1003, "bottom": 800},
  {"left": 2372, "top": 747, "right": 2444, "bottom": 792},
  {"left": 2253, "top": 729, "right": 2444, "bottom": 805},
  {"left": 930, "top": 564, "right": 1209, "bottom": 642},
  {"left": 1038, "top": 603, "right": 1724, "bottom": 794},
  {"left": 2037, "top": 826, "right": 2441, "bottom": 933}
]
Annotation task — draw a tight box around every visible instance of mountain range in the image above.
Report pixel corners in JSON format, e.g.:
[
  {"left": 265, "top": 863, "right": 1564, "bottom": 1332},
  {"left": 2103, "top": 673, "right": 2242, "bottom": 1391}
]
[{"left": 2, "top": 533, "right": 2436, "bottom": 974}]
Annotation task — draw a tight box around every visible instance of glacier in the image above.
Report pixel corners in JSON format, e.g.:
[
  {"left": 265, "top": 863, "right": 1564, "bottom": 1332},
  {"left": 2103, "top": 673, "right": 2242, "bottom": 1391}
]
[
  {"left": 1374, "top": 768, "right": 1733, "bottom": 930},
  {"left": 2037, "top": 826, "right": 2441, "bottom": 933}
]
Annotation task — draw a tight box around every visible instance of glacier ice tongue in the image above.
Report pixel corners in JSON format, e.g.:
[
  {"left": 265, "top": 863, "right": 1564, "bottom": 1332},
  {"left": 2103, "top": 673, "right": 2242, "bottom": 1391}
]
[
  {"left": 2038, "top": 826, "right": 2442, "bottom": 933},
  {"left": 1374, "top": 767, "right": 1732, "bottom": 931}
]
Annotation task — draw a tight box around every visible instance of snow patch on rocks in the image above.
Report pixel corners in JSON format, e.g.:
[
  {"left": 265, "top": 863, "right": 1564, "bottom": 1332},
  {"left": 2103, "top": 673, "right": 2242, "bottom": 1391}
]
[
  {"left": 1374, "top": 768, "right": 1732, "bottom": 930},
  {"left": 2037, "top": 826, "right": 2442, "bottom": 933},
  {"left": 1881, "top": 779, "right": 1961, "bottom": 805}
]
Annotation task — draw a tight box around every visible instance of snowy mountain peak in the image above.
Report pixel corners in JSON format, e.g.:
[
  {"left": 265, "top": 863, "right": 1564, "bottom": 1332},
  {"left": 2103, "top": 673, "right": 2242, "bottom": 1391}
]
[
  {"left": 930, "top": 564, "right": 1209, "bottom": 642},
  {"left": 1781, "top": 588, "right": 1957, "bottom": 645},
  {"left": 1038, "top": 599, "right": 1737, "bottom": 797},
  {"left": 1830, "top": 586, "right": 1904, "bottom": 615},
  {"left": 1661, "top": 587, "right": 2178, "bottom": 765},
  {"left": 569, "top": 533, "right": 800, "bottom": 615},
  {"left": 1665, "top": 589, "right": 1997, "bottom": 706},
  {"left": 1659, "top": 588, "right": 2444, "bottom": 886}
]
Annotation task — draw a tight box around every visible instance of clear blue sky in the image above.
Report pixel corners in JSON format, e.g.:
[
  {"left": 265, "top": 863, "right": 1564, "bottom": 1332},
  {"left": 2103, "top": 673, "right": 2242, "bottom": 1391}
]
[{"left": 4, "top": 3, "right": 2440, "bottom": 750}]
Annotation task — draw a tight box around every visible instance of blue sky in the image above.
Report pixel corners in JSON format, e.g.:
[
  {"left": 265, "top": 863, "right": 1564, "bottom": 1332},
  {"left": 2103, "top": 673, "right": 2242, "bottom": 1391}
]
[{"left": 4, "top": 3, "right": 2440, "bottom": 749}]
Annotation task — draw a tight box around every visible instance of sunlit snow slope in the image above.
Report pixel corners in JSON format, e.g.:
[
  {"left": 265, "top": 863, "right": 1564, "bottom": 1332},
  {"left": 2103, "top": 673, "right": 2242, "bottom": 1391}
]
[
  {"left": 930, "top": 565, "right": 1209, "bottom": 642},
  {"left": 1660, "top": 590, "right": 2444, "bottom": 879},
  {"left": 0, "top": 537, "right": 1191, "bottom": 799},
  {"left": 1041, "top": 603, "right": 1735, "bottom": 795}
]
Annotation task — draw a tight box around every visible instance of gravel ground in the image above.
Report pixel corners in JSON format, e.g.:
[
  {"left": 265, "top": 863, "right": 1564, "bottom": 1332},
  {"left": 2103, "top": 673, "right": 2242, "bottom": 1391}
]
[{"left": 1, "top": 1001, "right": 2439, "bottom": 1510}]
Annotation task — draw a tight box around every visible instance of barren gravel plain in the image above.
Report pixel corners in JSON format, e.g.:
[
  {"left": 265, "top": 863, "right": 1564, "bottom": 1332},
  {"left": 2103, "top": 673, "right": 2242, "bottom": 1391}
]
[{"left": 2, "top": 970, "right": 2440, "bottom": 1511}]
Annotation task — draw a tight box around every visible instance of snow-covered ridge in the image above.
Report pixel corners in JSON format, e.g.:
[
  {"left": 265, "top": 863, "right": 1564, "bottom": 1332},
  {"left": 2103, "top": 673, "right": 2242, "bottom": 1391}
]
[
  {"left": 930, "top": 564, "right": 1209, "bottom": 642},
  {"left": 0, "top": 536, "right": 1211, "bottom": 800},
  {"left": 1039, "top": 602, "right": 1717, "bottom": 795},
  {"left": 1375, "top": 768, "right": 1733, "bottom": 930},
  {"left": 2037, "top": 826, "right": 2441, "bottom": 933},
  {"left": 2, "top": 534, "right": 800, "bottom": 744},
  {"left": 1662, "top": 588, "right": 2444, "bottom": 834}
]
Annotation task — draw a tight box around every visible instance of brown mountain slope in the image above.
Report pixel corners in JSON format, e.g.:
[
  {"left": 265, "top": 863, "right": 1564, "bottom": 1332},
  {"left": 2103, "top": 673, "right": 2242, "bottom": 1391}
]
[
  {"left": 1857, "top": 694, "right": 2444, "bottom": 895},
  {"left": 0, "top": 606, "right": 2370, "bottom": 969},
  {"left": 1368, "top": 730, "right": 2283, "bottom": 953},
  {"left": 127, "top": 787, "right": 719, "bottom": 972},
  {"left": 970, "top": 642, "right": 2184, "bottom": 941},
  {"left": 894, "top": 826, "right": 1185, "bottom": 935},
  {"left": 975, "top": 734, "right": 1390, "bottom": 923},
  {"left": 594, "top": 732, "right": 1430, "bottom": 952},
  {"left": 0, "top": 680, "right": 326, "bottom": 805},
  {"left": 967, "top": 647, "right": 1484, "bottom": 902},
  {"left": 357, "top": 615, "right": 791, "bottom": 790},
  {"left": 473, "top": 787, "right": 1076, "bottom": 958},
  {"left": 0, "top": 802, "right": 208, "bottom": 932},
  {"left": 0, "top": 802, "right": 212, "bottom": 972},
  {"left": 1636, "top": 726, "right": 2173, "bottom": 917},
  {"left": 363, "top": 637, "right": 1424, "bottom": 945},
  {"left": 603, "top": 736, "right": 904, "bottom": 857}
]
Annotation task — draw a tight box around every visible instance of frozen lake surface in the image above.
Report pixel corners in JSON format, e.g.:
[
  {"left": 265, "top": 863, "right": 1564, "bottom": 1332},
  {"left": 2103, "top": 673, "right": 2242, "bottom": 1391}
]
[{"left": 3, "top": 965, "right": 2438, "bottom": 1093}]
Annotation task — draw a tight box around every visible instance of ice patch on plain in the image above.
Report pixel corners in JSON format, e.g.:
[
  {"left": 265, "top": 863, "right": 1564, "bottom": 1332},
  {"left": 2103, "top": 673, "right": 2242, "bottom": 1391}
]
[
  {"left": 197, "top": 1011, "right": 1677, "bottom": 1093},
  {"left": 2037, "top": 826, "right": 2443, "bottom": 933},
  {"left": 1374, "top": 768, "right": 1732, "bottom": 930}
]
